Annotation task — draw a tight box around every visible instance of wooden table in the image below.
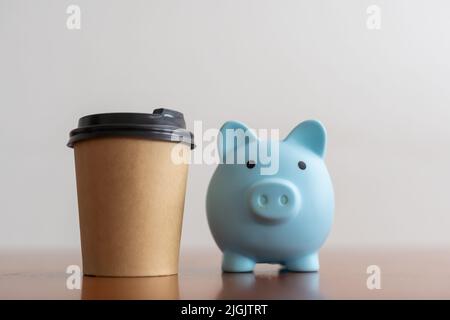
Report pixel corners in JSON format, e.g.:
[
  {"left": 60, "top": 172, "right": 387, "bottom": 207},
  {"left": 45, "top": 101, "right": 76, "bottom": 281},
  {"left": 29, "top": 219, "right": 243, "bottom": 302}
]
[{"left": 1, "top": 248, "right": 449, "bottom": 299}]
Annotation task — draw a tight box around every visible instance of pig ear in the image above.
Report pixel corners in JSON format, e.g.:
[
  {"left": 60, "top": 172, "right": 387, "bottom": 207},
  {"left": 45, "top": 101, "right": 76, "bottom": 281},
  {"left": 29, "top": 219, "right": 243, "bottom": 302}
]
[
  {"left": 218, "top": 121, "right": 257, "bottom": 163},
  {"left": 284, "top": 120, "right": 327, "bottom": 158}
]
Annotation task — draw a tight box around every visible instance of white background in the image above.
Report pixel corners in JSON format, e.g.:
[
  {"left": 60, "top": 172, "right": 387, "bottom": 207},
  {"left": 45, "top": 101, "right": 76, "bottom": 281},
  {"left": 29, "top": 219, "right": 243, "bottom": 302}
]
[{"left": 1, "top": 0, "right": 449, "bottom": 251}]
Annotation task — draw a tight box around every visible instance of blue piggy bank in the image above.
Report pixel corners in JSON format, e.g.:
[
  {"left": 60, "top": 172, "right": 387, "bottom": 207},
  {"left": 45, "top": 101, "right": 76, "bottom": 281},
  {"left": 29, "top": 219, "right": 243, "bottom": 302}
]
[{"left": 206, "top": 120, "right": 334, "bottom": 272}]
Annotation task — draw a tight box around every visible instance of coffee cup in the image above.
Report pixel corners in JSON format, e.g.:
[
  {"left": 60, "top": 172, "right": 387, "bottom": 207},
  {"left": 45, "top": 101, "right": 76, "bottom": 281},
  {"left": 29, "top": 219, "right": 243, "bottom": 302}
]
[
  {"left": 68, "top": 108, "right": 193, "bottom": 277},
  {"left": 81, "top": 275, "right": 179, "bottom": 299}
]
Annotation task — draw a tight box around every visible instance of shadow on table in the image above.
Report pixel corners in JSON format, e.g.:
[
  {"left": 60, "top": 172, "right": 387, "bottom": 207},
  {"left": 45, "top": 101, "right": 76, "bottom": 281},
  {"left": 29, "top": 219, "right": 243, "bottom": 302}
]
[
  {"left": 216, "top": 269, "right": 323, "bottom": 300},
  {"left": 81, "top": 274, "right": 179, "bottom": 299}
]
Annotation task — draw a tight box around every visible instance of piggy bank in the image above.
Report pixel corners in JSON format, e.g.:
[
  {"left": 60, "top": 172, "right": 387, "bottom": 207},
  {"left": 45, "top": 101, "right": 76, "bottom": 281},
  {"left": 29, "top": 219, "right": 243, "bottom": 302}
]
[{"left": 206, "top": 120, "right": 334, "bottom": 272}]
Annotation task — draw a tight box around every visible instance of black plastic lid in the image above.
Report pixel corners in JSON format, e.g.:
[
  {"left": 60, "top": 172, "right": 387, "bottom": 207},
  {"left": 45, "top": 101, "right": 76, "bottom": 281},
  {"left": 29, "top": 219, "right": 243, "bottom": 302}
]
[{"left": 67, "top": 108, "right": 194, "bottom": 149}]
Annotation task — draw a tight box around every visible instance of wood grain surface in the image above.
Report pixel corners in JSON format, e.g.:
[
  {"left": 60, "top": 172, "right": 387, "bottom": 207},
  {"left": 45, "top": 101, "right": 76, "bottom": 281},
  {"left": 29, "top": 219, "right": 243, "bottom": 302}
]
[{"left": 1, "top": 248, "right": 449, "bottom": 299}]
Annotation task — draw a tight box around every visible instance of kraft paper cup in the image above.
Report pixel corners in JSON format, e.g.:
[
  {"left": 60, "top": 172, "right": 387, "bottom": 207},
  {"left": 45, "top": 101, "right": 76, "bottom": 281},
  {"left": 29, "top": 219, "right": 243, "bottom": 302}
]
[
  {"left": 68, "top": 109, "right": 194, "bottom": 277},
  {"left": 81, "top": 275, "right": 179, "bottom": 299}
]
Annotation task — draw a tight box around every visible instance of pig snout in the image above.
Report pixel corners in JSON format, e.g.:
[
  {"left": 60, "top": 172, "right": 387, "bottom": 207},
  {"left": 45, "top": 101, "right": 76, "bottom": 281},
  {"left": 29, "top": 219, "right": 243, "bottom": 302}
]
[{"left": 248, "top": 178, "right": 301, "bottom": 223}]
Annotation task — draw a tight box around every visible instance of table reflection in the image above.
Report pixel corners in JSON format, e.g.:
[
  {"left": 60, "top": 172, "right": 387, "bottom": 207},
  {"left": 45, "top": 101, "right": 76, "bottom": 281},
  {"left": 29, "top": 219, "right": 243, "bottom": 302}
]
[
  {"left": 217, "top": 270, "right": 323, "bottom": 299},
  {"left": 81, "top": 274, "right": 179, "bottom": 300}
]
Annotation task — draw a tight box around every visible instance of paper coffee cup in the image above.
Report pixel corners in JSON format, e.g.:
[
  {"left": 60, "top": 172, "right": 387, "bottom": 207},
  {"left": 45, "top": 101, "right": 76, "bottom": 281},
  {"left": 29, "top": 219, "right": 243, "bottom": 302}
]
[
  {"left": 81, "top": 275, "right": 179, "bottom": 299},
  {"left": 68, "top": 109, "right": 194, "bottom": 277}
]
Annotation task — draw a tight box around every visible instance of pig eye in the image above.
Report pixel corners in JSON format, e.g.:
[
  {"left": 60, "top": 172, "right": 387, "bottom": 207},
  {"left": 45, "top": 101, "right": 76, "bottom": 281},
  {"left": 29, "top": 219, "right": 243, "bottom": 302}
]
[
  {"left": 298, "top": 161, "right": 307, "bottom": 170},
  {"left": 246, "top": 160, "right": 256, "bottom": 169}
]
